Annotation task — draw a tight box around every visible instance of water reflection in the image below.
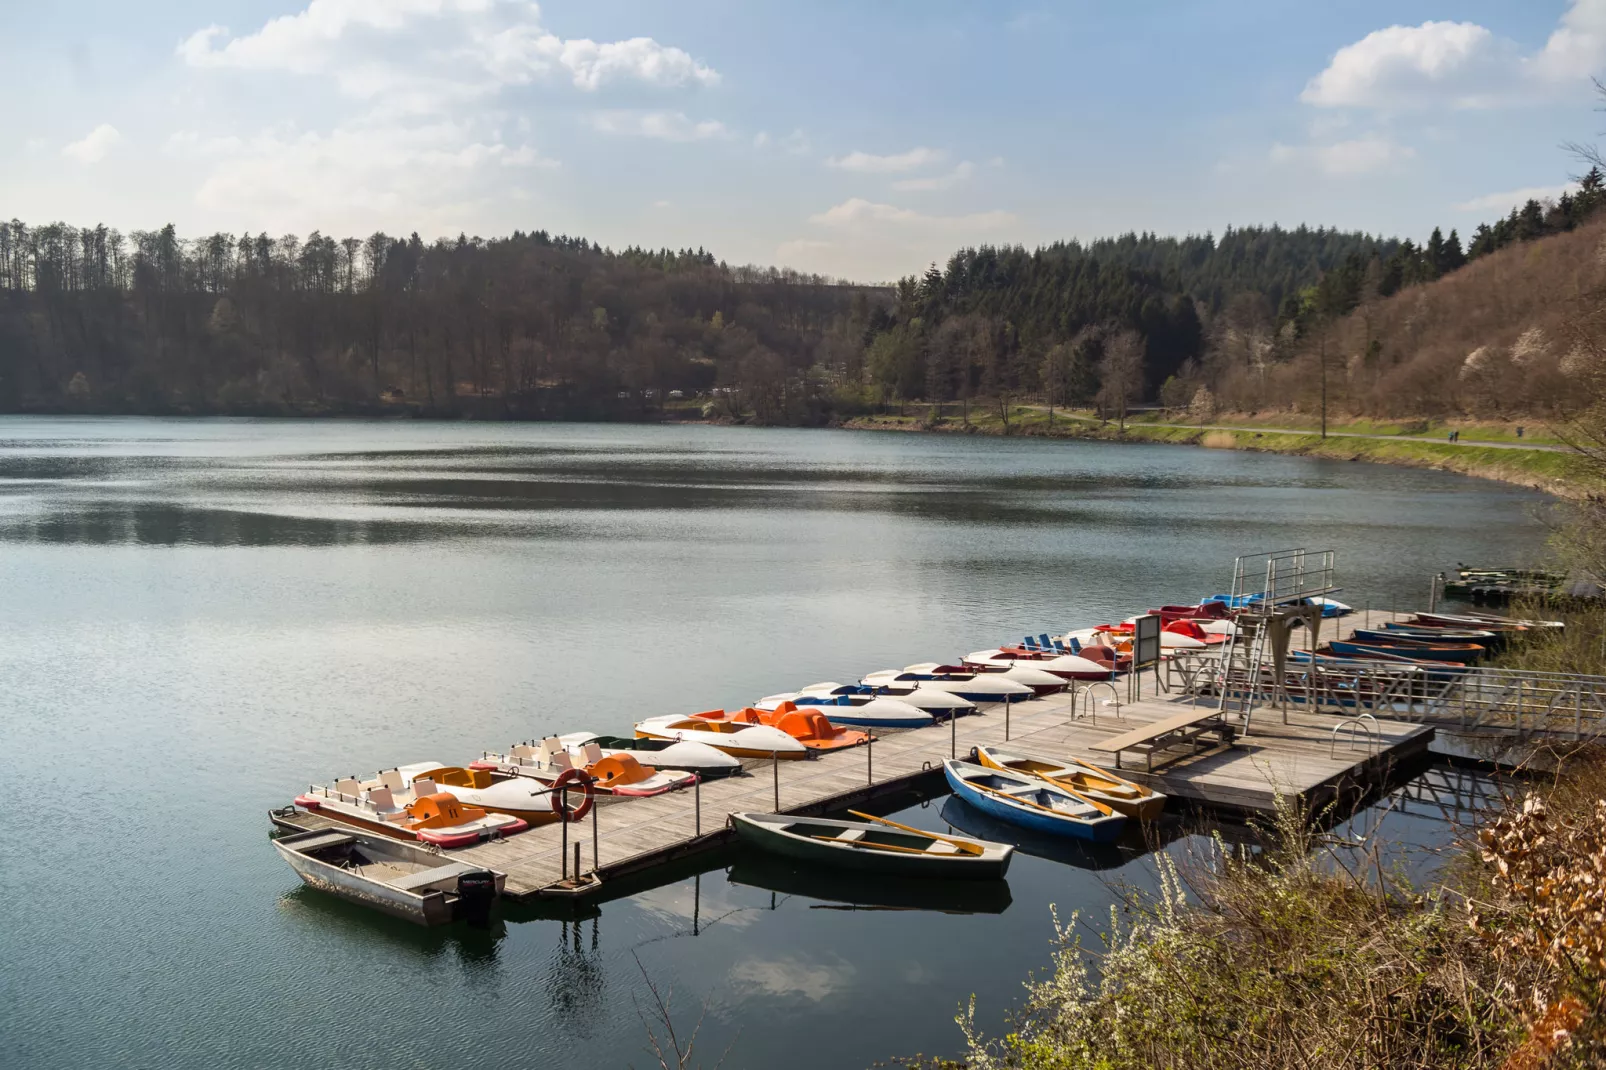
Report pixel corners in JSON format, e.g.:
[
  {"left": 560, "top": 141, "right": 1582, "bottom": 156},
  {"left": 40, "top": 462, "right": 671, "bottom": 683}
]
[{"left": 725, "top": 853, "right": 1014, "bottom": 914}]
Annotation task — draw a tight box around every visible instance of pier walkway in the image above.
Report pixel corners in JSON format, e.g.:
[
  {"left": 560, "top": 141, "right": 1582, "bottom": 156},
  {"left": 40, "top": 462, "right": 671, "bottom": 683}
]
[{"left": 274, "top": 668, "right": 1434, "bottom": 900}]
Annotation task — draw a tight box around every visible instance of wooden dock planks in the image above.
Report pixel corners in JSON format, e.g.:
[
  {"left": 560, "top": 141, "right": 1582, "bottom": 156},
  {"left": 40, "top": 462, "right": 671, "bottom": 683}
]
[{"left": 273, "top": 663, "right": 1434, "bottom": 900}]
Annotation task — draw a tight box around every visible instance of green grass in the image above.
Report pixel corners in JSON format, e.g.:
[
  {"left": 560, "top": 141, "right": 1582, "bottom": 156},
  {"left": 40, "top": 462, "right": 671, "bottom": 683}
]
[{"left": 1113, "top": 408, "right": 1565, "bottom": 445}]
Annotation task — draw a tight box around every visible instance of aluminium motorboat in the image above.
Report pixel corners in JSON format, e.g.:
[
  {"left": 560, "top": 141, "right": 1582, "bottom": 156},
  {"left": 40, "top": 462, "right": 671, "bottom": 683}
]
[{"left": 274, "top": 827, "right": 505, "bottom": 926}]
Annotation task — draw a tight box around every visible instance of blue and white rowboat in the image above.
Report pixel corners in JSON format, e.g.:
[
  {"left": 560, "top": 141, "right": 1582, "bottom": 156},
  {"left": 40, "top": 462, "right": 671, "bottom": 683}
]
[{"left": 943, "top": 759, "right": 1126, "bottom": 843}]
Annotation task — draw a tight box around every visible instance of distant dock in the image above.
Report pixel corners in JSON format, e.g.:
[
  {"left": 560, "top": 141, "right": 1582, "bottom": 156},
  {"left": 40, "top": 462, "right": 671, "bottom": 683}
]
[{"left": 271, "top": 608, "right": 1434, "bottom": 902}]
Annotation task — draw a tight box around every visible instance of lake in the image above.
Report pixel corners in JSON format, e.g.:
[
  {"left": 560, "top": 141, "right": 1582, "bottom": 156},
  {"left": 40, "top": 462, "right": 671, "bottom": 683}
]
[{"left": 0, "top": 417, "right": 1546, "bottom": 1069}]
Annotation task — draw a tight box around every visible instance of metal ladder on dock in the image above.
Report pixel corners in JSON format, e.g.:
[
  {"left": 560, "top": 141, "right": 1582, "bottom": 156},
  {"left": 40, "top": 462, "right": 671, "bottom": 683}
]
[{"left": 1217, "top": 611, "right": 1271, "bottom": 731}]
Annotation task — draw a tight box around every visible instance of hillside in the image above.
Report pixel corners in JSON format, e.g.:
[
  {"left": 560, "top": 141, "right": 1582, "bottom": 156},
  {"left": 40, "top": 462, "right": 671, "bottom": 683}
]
[{"left": 1292, "top": 216, "right": 1606, "bottom": 418}]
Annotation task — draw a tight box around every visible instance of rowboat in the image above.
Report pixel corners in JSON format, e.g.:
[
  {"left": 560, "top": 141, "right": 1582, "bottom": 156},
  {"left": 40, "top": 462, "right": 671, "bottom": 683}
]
[
  {"left": 1358, "top": 626, "right": 1498, "bottom": 647},
  {"left": 693, "top": 705, "right": 871, "bottom": 752},
  {"left": 943, "top": 759, "right": 1127, "bottom": 842},
  {"left": 726, "top": 854, "right": 1013, "bottom": 914},
  {"left": 555, "top": 732, "right": 742, "bottom": 778},
  {"left": 1413, "top": 611, "right": 1561, "bottom": 630},
  {"left": 1329, "top": 639, "right": 1484, "bottom": 664},
  {"left": 635, "top": 714, "right": 809, "bottom": 758},
  {"left": 474, "top": 741, "right": 697, "bottom": 797},
  {"left": 731, "top": 811, "right": 1013, "bottom": 878},
  {"left": 293, "top": 771, "right": 532, "bottom": 848},
  {"left": 974, "top": 745, "right": 1166, "bottom": 821},
  {"left": 274, "top": 827, "right": 504, "bottom": 926}
]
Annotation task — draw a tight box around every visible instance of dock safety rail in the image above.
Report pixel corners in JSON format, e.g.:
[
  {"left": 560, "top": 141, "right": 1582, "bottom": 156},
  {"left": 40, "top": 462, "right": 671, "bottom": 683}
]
[{"left": 1162, "top": 652, "right": 1606, "bottom": 740}]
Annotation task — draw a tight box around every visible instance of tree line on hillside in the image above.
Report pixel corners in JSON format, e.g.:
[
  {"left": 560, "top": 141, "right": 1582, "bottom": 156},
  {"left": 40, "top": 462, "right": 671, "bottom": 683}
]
[
  {"left": 0, "top": 221, "right": 882, "bottom": 419},
  {"left": 3, "top": 169, "right": 1603, "bottom": 425}
]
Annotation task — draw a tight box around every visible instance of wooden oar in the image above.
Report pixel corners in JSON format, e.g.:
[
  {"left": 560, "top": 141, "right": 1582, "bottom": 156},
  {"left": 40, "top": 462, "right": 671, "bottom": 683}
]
[
  {"left": 847, "top": 810, "right": 984, "bottom": 855},
  {"left": 1064, "top": 757, "right": 1150, "bottom": 797},
  {"left": 808, "top": 835, "right": 933, "bottom": 855},
  {"left": 962, "top": 775, "right": 1112, "bottom": 819},
  {"left": 978, "top": 747, "right": 1119, "bottom": 814}
]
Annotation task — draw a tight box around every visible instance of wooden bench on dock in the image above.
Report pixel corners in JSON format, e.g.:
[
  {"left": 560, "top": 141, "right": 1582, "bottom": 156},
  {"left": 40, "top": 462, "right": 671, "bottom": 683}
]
[{"left": 1089, "top": 707, "right": 1236, "bottom": 771}]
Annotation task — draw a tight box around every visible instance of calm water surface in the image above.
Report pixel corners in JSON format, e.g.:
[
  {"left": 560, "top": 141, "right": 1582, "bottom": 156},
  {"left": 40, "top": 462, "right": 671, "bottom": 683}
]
[{"left": 0, "top": 418, "right": 1544, "bottom": 1069}]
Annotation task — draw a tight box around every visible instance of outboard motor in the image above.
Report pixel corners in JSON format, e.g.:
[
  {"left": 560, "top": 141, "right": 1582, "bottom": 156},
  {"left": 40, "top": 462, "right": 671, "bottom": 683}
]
[{"left": 456, "top": 870, "right": 497, "bottom": 928}]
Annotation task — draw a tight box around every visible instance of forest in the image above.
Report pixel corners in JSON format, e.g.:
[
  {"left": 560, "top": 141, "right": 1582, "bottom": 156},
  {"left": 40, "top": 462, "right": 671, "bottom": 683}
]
[{"left": 1, "top": 168, "right": 1602, "bottom": 423}]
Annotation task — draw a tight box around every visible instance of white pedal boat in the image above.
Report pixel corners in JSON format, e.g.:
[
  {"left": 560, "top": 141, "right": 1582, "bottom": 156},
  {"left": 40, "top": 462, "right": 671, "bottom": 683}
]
[
  {"left": 396, "top": 762, "right": 563, "bottom": 821},
  {"left": 474, "top": 740, "right": 698, "bottom": 797},
  {"left": 962, "top": 649, "right": 1116, "bottom": 681},
  {"left": 635, "top": 714, "right": 809, "bottom": 759},
  {"left": 998, "top": 665, "right": 1069, "bottom": 694},
  {"left": 556, "top": 732, "right": 741, "bottom": 778},
  {"left": 897, "top": 664, "right": 1034, "bottom": 703},
  {"left": 294, "top": 768, "right": 533, "bottom": 848},
  {"left": 803, "top": 695, "right": 933, "bottom": 728}
]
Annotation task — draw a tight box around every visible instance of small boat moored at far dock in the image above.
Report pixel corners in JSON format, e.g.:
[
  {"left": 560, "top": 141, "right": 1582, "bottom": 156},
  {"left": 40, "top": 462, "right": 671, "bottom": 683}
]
[
  {"left": 274, "top": 827, "right": 504, "bottom": 926},
  {"left": 731, "top": 810, "right": 1013, "bottom": 879},
  {"left": 635, "top": 714, "right": 810, "bottom": 758},
  {"left": 974, "top": 745, "right": 1166, "bottom": 821},
  {"left": 944, "top": 759, "right": 1127, "bottom": 843}
]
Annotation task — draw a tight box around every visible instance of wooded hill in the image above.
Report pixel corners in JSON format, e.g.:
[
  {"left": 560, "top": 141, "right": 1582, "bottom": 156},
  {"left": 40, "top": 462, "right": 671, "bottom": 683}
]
[{"left": 1, "top": 174, "right": 1601, "bottom": 422}]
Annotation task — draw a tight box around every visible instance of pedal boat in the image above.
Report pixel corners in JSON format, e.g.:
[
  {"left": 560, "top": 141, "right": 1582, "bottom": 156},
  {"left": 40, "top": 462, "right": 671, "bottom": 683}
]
[
  {"left": 294, "top": 770, "right": 531, "bottom": 848},
  {"left": 556, "top": 732, "right": 742, "bottom": 778},
  {"left": 635, "top": 714, "right": 809, "bottom": 759},
  {"left": 474, "top": 740, "right": 697, "bottom": 797},
  {"left": 898, "top": 664, "right": 1035, "bottom": 703},
  {"left": 731, "top": 811, "right": 1013, "bottom": 879},
  {"left": 693, "top": 704, "right": 872, "bottom": 751},
  {"left": 964, "top": 649, "right": 1115, "bottom": 682},
  {"left": 974, "top": 745, "right": 1166, "bottom": 821},
  {"left": 858, "top": 672, "right": 980, "bottom": 716},
  {"left": 274, "top": 827, "right": 504, "bottom": 926},
  {"left": 943, "top": 759, "right": 1127, "bottom": 843}
]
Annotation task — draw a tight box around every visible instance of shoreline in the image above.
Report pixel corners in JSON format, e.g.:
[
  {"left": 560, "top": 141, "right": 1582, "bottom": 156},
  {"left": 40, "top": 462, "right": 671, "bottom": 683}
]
[{"left": 835, "top": 413, "right": 1581, "bottom": 497}]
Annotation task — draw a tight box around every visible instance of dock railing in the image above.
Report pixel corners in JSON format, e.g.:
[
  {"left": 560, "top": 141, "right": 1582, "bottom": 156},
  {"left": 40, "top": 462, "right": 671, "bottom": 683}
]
[{"left": 1164, "top": 652, "right": 1606, "bottom": 740}]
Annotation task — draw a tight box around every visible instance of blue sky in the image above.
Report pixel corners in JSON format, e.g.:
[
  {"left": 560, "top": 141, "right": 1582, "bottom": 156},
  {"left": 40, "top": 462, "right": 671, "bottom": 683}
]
[{"left": 1, "top": 1, "right": 1602, "bottom": 281}]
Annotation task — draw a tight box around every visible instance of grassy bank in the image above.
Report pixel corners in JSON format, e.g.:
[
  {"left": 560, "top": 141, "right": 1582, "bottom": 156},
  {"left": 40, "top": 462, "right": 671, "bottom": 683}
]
[
  {"left": 906, "top": 743, "right": 1606, "bottom": 1070},
  {"left": 839, "top": 408, "right": 1584, "bottom": 495}
]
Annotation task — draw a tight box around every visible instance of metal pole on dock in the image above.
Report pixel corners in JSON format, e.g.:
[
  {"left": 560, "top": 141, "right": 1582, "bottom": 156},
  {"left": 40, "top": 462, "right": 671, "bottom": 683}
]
[
  {"left": 950, "top": 709, "right": 957, "bottom": 758},
  {"left": 591, "top": 796, "right": 599, "bottom": 875},
  {"left": 1005, "top": 695, "right": 1011, "bottom": 741},
  {"left": 573, "top": 842, "right": 581, "bottom": 881},
  {"left": 561, "top": 807, "right": 569, "bottom": 880},
  {"left": 773, "top": 752, "right": 780, "bottom": 812},
  {"left": 867, "top": 736, "right": 873, "bottom": 784},
  {"left": 694, "top": 775, "right": 701, "bottom": 836}
]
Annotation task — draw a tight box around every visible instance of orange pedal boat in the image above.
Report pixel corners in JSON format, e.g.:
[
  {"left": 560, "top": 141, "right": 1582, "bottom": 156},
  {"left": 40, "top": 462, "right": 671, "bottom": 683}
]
[{"left": 693, "top": 702, "right": 872, "bottom": 751}]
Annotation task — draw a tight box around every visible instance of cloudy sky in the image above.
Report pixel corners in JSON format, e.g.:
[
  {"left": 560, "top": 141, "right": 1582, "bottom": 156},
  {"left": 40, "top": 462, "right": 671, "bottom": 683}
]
[{"left": 3, "top": 1, "right": 1604, "bottom": 281}]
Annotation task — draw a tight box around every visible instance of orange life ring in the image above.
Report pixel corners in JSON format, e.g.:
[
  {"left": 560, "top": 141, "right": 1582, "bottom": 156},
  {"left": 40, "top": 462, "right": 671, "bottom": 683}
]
[{"left": 550, "top": 768, "right": 596, "bottom": 822}]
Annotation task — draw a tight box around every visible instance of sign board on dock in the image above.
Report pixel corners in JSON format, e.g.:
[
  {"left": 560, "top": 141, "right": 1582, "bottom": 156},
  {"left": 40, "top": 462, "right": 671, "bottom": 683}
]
[{"left": 1133, "top": 614, "right": 1162, "bottom": 669}]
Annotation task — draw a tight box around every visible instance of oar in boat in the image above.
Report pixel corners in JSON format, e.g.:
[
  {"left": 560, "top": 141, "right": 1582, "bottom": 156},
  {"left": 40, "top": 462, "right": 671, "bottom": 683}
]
[
  {"left": 808, "top": 835, "right": 936, "bottom": 855},
  {"left": 847, "top": 810, "right": 984, "bottom": 855},
  {"left": 1064, "top": 757, "right": 1150, "bottom": 797},
  {"left": 962, "top": 775, "right": 1113, "bottom": 818}
]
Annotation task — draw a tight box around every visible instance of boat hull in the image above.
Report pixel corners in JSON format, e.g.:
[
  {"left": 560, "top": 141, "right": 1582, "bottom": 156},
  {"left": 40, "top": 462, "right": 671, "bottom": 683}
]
[
  {"left": 273, "top": 831, "right": 503, "bottom": 926},
  {"left": 731, "top": 812, "right": 1012, "bottom": 879},
  {"left": 974, "top": 746, "right": 1165, "bottom": 821},
  {"left": 944, "top": 761, "right": 1126, "bottom": 843}
]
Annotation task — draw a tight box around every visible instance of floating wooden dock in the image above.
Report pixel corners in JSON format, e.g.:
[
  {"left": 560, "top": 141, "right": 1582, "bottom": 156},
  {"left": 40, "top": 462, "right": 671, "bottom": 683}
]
[{"left": 272, "top": 630, "right": 1434, "bottom": 901}]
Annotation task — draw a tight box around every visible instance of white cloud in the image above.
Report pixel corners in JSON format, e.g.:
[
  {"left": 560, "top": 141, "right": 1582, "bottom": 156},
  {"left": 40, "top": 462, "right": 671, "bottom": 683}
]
[
  {"left": 729, "top": 956, "right": 854, "bottom": 1002},
  {"left": 178, "top": 0, "right": 719, "bottom": 103},
  {"left": 826, "top": 147, "right": 944, "bottom": 173},
  {"left": 168, "top": 120, "right": 554, "bottom": 233},
  {"left": 62, "top": 124, "right": 123, "bottom": 164},
  {"left": 1454, "top": 184, "right": 1575, "bottom": 214},
  {"left": 1302, "top": 1, "right": 1606, "bottom": 110},
  {"left": 1268, "top": 137, "right": 1414, "bottom": 176},
  {"left": 892, "top": 161, "right": 975, "bottom": 191},
  {"left": 753, "top": 130, "right": 770, "bottom": 147},
  {"left": 809, "top": 197, "right": 1015, "bottom": 230},
  {"left": 589, "top": 111, "right": 728, "bottom": 142}
]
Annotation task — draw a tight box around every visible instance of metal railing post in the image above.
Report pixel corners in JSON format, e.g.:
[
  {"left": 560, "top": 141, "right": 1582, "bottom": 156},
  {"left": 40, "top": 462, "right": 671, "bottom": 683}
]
[
  {"left": 592, "top": 795, "right": 599, "bottom": 874},
  {"left": 951, "top": 709, "right": 957, "bottom": 758},
  {"left": 867, "top": 736, "right": 873, "bottom": 784},
  {"left": 695, "top": 775, "right": 702, "bottom": 836},
  {"left": 561, "top": 807, "right": 569, "bottom": 880},
  {"left": 773, "top": 752, "right": 780, "bottom": 811}
]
